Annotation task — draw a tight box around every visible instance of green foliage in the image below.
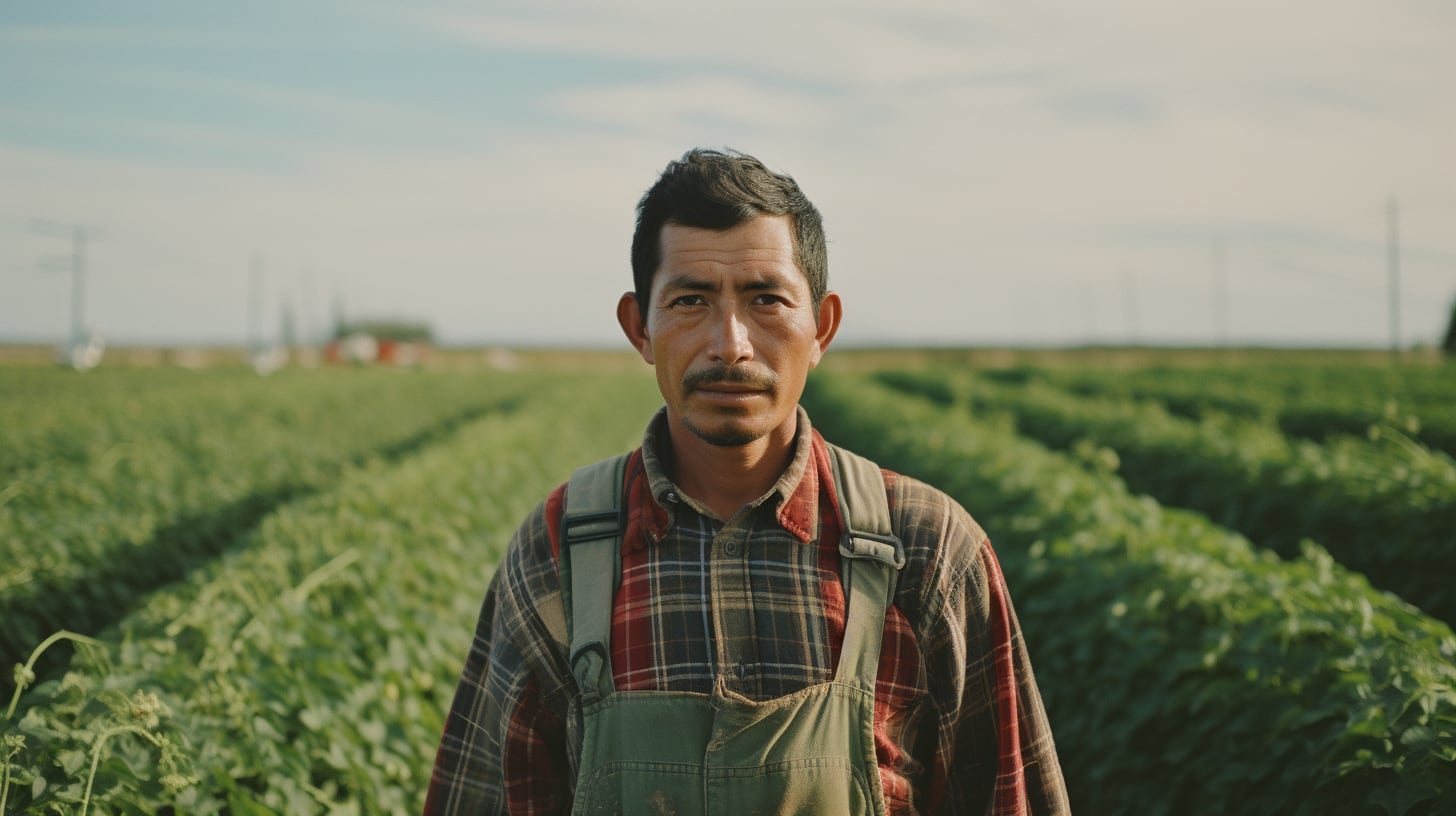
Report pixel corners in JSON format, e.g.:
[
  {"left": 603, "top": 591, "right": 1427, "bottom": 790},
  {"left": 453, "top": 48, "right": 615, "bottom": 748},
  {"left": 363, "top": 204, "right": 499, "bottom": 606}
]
[
  {"left": 0, "top": 367, "right": 528, "bottom": 685},
  {"left": 8, "top": 357, "right": 1454, "bottom": 814},
  {"left": 984, "top": 362, "right": 1456, "bottom": 458},
  {"left": 2, "top": 370, "right": 660, "bottom": 813},
  {"left": 878, "top": 368, "right": 1456, "bottom": 624},
  {"left": 805, "top": 371, "right": 1456, "bottom": 816}
]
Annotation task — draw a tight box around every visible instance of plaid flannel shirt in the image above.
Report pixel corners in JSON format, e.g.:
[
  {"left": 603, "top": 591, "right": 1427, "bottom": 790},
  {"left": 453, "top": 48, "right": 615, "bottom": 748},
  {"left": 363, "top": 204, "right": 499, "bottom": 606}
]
[{"left": 426, "top": 407, "right": 1068, "bottom": 815}]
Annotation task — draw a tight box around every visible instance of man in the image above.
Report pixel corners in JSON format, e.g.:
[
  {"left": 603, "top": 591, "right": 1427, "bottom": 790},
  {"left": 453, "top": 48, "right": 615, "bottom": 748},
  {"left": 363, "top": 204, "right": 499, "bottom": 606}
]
[{"left": 426, "top": 148, "right": 1068, "bottom": 815}]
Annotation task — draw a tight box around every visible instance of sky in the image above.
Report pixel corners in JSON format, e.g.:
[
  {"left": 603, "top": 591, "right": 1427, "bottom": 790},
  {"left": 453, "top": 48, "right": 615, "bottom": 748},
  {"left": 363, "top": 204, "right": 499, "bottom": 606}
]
[{"left": 2, "top": 1, "right": 1454, "bottom": 350}]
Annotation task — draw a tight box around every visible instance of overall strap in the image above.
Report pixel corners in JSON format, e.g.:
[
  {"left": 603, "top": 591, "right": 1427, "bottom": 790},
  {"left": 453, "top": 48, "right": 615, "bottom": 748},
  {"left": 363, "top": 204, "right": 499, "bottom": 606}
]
[
  {"left": 827, "top": 444, "right": 906, "bottom": 690},
  {"left": 561, "top": 453, "right": 630, "bottom": 705}
]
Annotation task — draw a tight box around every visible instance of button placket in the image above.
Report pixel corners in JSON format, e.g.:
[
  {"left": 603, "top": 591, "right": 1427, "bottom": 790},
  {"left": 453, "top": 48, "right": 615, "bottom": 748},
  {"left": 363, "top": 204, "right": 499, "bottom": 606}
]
[
  {"left": 710, "top": 523, "right": 752, "bottom": 696},
  {"left": 717, "top": 516, "right": 750, "bottom": 560}
]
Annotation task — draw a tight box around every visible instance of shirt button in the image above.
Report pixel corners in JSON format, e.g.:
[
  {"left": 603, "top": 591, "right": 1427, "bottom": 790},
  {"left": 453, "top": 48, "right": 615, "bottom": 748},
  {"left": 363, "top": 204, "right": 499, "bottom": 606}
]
[
  {"left": 723, "top": 540, "right": 741, "bottom": 557},
  {"left": 665, "top": 491, "right": 679, "bottom": 503}
]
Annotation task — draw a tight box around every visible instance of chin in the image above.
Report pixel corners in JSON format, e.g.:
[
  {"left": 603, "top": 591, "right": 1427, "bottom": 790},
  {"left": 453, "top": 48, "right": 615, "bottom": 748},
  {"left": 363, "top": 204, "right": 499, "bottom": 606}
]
[{"left": 683, "top": 417, "right": 766, "bottom": 448}]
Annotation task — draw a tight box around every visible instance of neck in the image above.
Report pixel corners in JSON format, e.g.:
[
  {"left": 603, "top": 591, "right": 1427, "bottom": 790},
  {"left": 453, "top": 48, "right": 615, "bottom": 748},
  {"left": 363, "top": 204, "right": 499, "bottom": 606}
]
[{"left": 665, "top": 415, "right": 798, "bottom": 521}]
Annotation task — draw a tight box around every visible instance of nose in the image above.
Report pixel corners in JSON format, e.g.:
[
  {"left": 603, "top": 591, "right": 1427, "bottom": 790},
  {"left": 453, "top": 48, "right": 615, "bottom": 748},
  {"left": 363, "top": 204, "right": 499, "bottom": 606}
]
[{"left": 707, "top": 308, "right": 753, "bottom": 365}]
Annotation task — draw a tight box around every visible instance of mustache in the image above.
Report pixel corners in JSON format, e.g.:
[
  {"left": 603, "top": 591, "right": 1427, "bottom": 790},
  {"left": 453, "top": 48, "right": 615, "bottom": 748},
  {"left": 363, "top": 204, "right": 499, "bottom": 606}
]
[{"left": 683, "top": 364, "right": 778, "bottom": 392}]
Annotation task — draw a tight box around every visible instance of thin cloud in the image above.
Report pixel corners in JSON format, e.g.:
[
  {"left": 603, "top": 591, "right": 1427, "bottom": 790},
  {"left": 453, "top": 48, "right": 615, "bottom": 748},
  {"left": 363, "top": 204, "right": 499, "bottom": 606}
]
[
  {"left": 0, "top": 108, "right": 300, "bottom": 162},
  {"left": 93, "top": 69, "right": 457, "bottom": 124},
  {"left": 2, "top": 1, "right": 1453, "bottom": 347},
  {"left": 0, "top": 24, "right": 336, "bottom": 50},
  {"left": 393, "top": 3, "right": 1005, "bottom": 89},
  {"left": 546, "top": 78, "right": 839, "bottom": 133}
]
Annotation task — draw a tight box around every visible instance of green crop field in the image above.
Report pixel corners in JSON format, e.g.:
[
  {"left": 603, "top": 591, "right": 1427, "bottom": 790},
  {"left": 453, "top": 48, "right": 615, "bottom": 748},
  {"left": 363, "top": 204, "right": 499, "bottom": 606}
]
[{"left": 2, "top": 352, "right": 1454, "bottom": 815}]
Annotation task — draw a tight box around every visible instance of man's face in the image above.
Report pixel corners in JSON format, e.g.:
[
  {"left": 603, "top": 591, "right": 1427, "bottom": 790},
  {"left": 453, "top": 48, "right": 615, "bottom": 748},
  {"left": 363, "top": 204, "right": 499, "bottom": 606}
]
[{"left": 618, "top": 214, "right": 840, "bottom": 449}]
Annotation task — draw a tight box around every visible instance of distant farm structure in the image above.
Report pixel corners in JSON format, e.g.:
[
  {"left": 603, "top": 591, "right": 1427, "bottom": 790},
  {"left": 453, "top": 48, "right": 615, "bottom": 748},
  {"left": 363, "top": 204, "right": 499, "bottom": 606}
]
[{"left": 323, "top": 319, "right": 434, "bottom": 367}]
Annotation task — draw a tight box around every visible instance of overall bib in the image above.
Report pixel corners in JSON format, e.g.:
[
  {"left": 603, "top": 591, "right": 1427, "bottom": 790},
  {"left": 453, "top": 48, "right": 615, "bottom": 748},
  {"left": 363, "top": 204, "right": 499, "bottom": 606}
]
[{"left": 561, "top": 447, "right": 905, "bottom": 816}]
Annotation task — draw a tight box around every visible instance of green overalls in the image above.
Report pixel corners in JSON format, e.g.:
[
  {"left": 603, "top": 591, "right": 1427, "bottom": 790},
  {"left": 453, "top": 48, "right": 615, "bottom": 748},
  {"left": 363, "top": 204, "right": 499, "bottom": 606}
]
[{"left": 560, "top": 446, "right": 905, "bottom": 816}]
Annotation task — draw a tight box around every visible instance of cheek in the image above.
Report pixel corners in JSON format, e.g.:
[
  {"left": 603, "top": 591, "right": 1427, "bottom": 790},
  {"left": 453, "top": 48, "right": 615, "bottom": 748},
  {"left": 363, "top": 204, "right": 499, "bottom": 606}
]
[
  {"left": 770, "top": 319, "right": 823, "bottom": 360},
  {"left": 755, "top": 312, "right": 811, "bottom": 341}
]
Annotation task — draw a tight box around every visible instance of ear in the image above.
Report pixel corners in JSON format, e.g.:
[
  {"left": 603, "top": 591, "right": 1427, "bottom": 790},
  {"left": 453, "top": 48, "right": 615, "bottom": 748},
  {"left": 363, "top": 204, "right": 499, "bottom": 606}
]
[
  {"left": 808, "top": 292, "right": 843, "bottom": 368},
  {"left": 617, "top": 292, "right": 654, "bottom": 364}
]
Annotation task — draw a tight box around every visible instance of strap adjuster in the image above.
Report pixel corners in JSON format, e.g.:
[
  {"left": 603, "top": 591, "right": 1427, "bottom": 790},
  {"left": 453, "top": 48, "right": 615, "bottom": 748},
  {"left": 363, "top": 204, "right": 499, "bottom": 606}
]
[
  {"left": 570, "top": 642, "right": 610, "bottom": 704},
  {"left": 840, "top": 532, "right": 906, "bottom": 569},
  {"left": 563, "top": 510, "right": 621, "bottom": 545}
]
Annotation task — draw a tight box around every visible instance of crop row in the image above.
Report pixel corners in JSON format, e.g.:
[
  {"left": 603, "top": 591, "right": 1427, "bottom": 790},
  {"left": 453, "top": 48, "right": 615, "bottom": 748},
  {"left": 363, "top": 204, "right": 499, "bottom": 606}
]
[
  {"left": 981, "top": 363, "right": 1456, "bottom": 457},
  {"left": 2, "top": 366, "right": 296, "bottom": 478},
  {"left": 2, "top": 370, "right": 663, "bottom": 814},
  {"left": 1, "top": 368, "right": 536, "bottom": 690},
  {"left": 803, "top": 372, "right": 1456, "bottom": 816},
  {"left": 878, "top": 368, "right": 1456, "bottom": 625}
]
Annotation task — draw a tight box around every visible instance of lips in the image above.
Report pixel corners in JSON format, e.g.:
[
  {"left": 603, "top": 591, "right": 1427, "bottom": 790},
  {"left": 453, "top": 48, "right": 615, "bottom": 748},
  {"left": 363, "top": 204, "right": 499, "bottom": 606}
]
[{"left": 693, "top": 384, "right": 765, "bottom": 405}]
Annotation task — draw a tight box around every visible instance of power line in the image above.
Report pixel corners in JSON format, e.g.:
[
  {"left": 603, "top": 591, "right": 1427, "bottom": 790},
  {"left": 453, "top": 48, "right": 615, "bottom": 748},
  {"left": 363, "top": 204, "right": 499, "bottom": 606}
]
[{"left": 1387, "top": 196, "right": 1401, "bottom": 353}]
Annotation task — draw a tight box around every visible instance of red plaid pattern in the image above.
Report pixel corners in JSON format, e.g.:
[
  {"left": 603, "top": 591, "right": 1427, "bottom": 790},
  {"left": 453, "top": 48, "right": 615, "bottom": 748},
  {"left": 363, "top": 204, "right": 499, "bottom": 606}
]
[{"left": 426, "top": 408, "right": 1068, "bottom": 815}]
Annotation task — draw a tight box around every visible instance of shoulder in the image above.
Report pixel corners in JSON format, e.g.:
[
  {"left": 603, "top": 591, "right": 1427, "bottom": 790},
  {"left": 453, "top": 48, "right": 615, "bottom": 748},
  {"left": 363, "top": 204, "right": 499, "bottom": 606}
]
[
  {"left": 491, "top": 485, "right": 569, "bottom": 647},
  {"left": 816, "top": 438, "right": 991, "bottom": 603},
  {"left": 880, "top": 467, "right": 993, "bottom": 625},
  {"left": 493, "top": 448, "right": 638, "bottom": 646},
  {"left": 503, "top": 485, "right": 564, "bottom": 576},
  {"left": 885, "top": 469, "right": 988, "bottom": 562}
]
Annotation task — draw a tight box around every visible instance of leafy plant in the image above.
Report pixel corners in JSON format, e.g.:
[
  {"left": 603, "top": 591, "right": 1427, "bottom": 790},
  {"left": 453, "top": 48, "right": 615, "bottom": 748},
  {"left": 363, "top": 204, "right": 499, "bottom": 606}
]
[
  {"left": 3, "top": 370, "right": 660, "bottom": 813},
  {"left": 1, "top": 367, "right": 532, "bottom": 689},
  {"left": 877, "top": 368, "right": 1456, "bottom": 624},
  {"left": 806, "top": 371, "right": 1456, "bottom": 816}
]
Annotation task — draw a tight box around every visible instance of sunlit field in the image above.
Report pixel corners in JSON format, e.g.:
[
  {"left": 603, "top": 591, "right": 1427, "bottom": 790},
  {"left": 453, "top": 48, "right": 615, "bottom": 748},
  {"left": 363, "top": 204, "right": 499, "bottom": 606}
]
[{"left": 3, "top": 349, "right": 1453, "bottom": 814}]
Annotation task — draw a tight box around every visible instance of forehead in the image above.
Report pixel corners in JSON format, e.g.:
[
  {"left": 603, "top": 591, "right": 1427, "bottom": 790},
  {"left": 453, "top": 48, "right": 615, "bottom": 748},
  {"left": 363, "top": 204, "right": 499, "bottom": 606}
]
[{"left": 654, "top": 215, "right": 804, "bottom": 289}]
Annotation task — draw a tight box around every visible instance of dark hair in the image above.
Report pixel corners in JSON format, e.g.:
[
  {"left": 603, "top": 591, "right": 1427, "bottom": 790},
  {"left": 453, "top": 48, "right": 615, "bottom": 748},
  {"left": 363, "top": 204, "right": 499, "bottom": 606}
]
[{"left": 630, "top": 148, "right": 827, "bottom": 317}]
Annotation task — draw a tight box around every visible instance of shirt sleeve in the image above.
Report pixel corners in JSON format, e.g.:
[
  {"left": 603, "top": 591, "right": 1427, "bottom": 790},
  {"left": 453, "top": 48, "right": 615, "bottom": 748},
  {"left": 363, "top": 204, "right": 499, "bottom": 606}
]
[
  {"left": 965, "top": 540, "right": 1069, "bottom": 816},
  {"left": 893, "top": 478, "right": 1069, "bottom": 816},
  {"left": 424, "top": 499, "right": 573, "bottom": 815}
]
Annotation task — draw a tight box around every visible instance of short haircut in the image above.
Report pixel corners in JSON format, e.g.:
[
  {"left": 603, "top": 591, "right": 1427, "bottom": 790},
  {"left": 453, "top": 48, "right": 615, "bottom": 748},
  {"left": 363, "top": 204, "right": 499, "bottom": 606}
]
[{"left": 630, "top": 148, "right": 827, "bottom": 318}]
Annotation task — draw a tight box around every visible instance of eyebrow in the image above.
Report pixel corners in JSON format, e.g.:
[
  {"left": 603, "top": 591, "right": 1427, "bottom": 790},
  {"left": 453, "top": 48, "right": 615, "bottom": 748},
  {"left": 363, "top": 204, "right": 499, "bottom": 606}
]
[
  {"left": 657, "top": 272, "right": 792, "bottom": 295},
  {"left": 658, "top": 274, "right": 715, "bottom": 293}
]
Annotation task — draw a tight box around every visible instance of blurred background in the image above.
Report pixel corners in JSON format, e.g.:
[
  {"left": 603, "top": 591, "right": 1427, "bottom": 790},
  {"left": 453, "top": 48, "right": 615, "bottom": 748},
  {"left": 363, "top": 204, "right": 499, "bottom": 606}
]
[
  {"left": 3, "top": 0, "right": 1454, "bottom": 359},
  {"left": 5, "top": 6, "right": 1456, "bottom": 811}
]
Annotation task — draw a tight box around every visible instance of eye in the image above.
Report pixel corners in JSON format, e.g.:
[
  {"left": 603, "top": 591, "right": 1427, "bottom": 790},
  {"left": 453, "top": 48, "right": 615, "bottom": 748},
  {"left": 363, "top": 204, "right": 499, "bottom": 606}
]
[
  {"left": 669, "top": 294, "right": 706, "bottom": 307},
  {"left": 752, "top": 293, "right": 787, "bottom": 307}
]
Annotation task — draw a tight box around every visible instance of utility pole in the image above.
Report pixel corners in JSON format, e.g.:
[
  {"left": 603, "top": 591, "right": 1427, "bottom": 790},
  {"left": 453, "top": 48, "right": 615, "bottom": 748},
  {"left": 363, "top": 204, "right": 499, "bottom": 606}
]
[
  {"left": 249, "top": 253, "right": 264, "bottom": 354},
  {"left": 69, "top": 226, "right": 87, "bottom": 350},
  {"left": 1387, "top": 196, "right": 1401, "bottom": 354},
  {"left": 300, "top": 266, "right": 317, "bottom": 346},
  {"left": 1212, "top": 240, "right": 1229, "bottom": 348},
  {"left": 332, "top": 289, "right": 347, "bottom": 339},
  {"left": 1122, "top": 269, "right": 1140, "bottom": 346},
  {"left": 30, "top": 219, "right": 95, "bottom": 353},
  {"left": 280, "top": 296, "right": 297, "bottom": 350},
  {"left": 1080, "top": 283, "right": 1096, "bottom": 346}
]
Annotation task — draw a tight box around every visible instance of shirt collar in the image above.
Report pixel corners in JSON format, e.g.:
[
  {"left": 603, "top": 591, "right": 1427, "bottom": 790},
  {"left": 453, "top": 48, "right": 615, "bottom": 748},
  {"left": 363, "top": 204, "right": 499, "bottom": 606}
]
[{"left": 630, "top": 405, "right": 823, "bottom": 548}]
